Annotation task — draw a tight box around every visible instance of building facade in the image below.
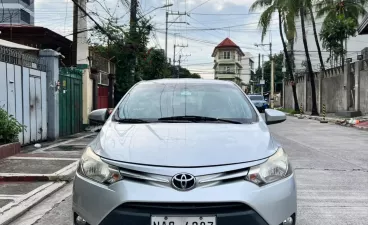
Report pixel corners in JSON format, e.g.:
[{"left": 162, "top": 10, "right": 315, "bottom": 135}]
[
  {"left": 212, "top": 38, "right": 245, "bottom": 85},
  {"left": 0, "top": 0, "right": 34, "bottom": 25},
  {"left": 240, "top": 52, "right": 255, "bottom": 88}
]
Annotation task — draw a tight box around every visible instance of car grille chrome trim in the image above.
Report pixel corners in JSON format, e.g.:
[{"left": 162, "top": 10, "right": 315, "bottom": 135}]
[
  {"left": 197, "top": 170, "right": 249, "bottom": 184},
  {"left": 119, "top": 169, "right": 170, "bottom": 183},
  {"left": 118, "top": 167, "right": 249, "bottom": 187}
]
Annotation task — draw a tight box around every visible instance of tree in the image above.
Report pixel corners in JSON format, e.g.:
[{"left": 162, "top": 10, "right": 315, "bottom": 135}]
[
  {"left": 316, "top": 0, "right": 367, "bottom": 68},
  {"left": 253, "top": 52, "right": 286, "bottom": 93},
  {"left": 250, "top": 0, "right": 300, "bottom": 111},
  {"left": 299, "top": 4, "right": 319, "bottom": 115},
  {"left": 308, "top": 3, "right": 326, "bottom": 79},
  {"left": 320, "top": 14, "right": 356, "bottom": 67}
]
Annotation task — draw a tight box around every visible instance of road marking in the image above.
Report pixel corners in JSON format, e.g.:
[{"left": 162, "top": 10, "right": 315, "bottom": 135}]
[
  {"left": 52, "top": 161, "right": 79, "bottom": 176},
  {"left": 0, "top": 195, "right": 22, "bottom": 199},
  {"left": 0, "top": 182, "right": 54, "bottom": 214},
  {"left": 6, "top": 157, "right": 79, "bottom": 161},
  {"left": 0, "top": 182, "right": 66, "bottom": 225},
  {"left": 0, "top": 161, "right": 79, "bottom": 178},
  {"left": 7, "top": 183, "right": 73, "bottom": 225},
  {"left": 32, "top": 134, "right": 95, "bottom": 153}
]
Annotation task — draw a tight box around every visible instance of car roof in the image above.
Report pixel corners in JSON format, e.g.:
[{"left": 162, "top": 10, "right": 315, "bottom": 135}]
[{"left": 138, "top": 78, "right": 237, "bottom": 86}]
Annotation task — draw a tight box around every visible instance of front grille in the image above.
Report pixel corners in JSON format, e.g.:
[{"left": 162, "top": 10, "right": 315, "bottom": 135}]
[
  {"left": 100, "top": 202, "right": 268, "bottom": 225},
  {"left": 118, "top": 202, "right": 252, "bottom": 214}
]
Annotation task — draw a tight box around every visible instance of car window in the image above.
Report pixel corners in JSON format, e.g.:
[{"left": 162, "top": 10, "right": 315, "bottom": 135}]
[
  {"left": 115, "top": 82, "right": 257, "bottom": 123},
  {"left": 248, "top": 95, "right": 264, "bottom": 101}
]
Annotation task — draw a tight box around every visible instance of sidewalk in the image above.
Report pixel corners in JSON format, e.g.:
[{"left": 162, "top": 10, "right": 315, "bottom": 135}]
[
  {"left": 0, "top": 132, "right": 97, "bottom": 225},
  {"left": 285, "top": 112, "right": 368, "bottom": 131}
]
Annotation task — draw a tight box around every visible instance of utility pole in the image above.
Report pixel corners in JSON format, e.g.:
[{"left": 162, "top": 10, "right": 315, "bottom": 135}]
[
  {"left": 270, "top": 43, "right": 274, "bottom": 109},
  {"left": 165, "top": 11, "right": 189, "bottom": 61},
  {"left": 178, "top": 54, "right": 191, "bottom": 67},
  {"left": 130, "top": 0, "right": 138, "bottom": 81},
  {"left": 173, "top": 44, "right": 188, "bottom": 66},
  {"left": 255, "top": 42, "right": 273, "bottom": 107},
  {"left": 261, "top": 55, "right": 264, "bottom": 96}
]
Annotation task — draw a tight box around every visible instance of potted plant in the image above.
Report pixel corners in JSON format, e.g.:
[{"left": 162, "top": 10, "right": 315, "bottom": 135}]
[{"left": 0, "top": 108, "right": 25, "bottom": 159}]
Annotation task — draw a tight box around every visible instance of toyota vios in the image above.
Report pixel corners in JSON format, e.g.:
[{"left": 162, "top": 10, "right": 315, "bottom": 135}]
[{"left": 73, "top": 79, "right": 297, "bottom": 225}]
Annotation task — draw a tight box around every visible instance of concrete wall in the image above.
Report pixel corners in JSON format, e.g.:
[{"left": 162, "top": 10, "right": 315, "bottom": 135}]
[
  {"left": 284, "top": 59, "right": 368, "bottom": 114},
  {"left": 284, "top": 82, "right": 294, "bottom": 109},
  {"left": 360, "top": 70, "right": 368, "bottom": 113}
]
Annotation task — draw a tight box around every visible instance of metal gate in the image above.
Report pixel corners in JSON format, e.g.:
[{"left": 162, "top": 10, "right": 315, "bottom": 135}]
[
  {"left": 0, "top": 46, "right": 47, "bottom": 145},
  {"left": 59, "top": 67, "right": 83, "bottom": 136},
  {"left": 97, "top": 85, "right": 109, "bottom": 109}
]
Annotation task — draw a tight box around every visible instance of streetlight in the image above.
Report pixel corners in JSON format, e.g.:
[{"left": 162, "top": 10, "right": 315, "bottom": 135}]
[{"left": 137, "top": 4, "right": 173, "bottom": 21}]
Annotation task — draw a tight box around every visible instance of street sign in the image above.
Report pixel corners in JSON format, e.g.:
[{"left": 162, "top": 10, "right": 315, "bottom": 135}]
[{"left": 260, "top": 79, "right": 265, "bottom": 85}]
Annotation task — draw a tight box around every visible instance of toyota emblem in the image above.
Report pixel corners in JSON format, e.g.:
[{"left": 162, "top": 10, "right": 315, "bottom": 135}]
[{"left": 171, "top": 173, "right": 196, "bottom": 191}]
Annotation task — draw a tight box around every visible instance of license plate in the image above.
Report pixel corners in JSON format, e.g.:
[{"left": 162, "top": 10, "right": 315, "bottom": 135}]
[{"left": 151, "top": 216, "right": 216, "bottom": 225}]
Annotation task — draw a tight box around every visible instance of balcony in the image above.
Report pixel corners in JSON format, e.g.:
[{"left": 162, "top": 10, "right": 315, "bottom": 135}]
[{"left": 216, "top": 69, "right": 236, "bottom": 74}]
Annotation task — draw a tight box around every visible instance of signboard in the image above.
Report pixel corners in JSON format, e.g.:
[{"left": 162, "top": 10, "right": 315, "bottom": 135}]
[{"left": 260, "top": 79, "right": 265, "bottom": 85}]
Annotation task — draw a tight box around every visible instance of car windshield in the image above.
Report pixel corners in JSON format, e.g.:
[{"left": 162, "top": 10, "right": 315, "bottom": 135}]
[
  {"left": 114, "top": 81, "right": 257, "bottom": 123},
  {"left": 248, "top": 95, "right": 264, "bottom": 101}
]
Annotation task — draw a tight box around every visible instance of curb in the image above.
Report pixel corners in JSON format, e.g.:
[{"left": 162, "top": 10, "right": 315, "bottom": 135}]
[
  {"left": 285, "top": 113, "right": 368, "bottom": 131},
  {"left": 0, "top": 143, "right": 21, "bottom": 160},
  {"left": 0, "top": 161, "right": 78, "bottom": 182},
  {"left": 0, "top": 182, "right": 67, "bottom": 225}
]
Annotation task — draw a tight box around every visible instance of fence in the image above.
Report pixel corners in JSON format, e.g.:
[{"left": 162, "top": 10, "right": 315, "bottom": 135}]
[
  {"left": 0, "top": 45, "right": 48, "bottom": 145},
  {"left": 284, "top": 59, "right": 368, "bottom": 114}
]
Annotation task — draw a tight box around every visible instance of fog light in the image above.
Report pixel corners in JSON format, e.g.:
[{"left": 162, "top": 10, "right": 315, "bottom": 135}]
[
  {"left": 75, "top": 216, "right": 87, "bottom": 225},
  {"left": 283, "top": 217, "right": 293, "bottom": 225}
]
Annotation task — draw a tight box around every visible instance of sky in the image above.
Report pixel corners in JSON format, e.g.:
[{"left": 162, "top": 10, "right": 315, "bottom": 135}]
[{"left": 34, "top": 0, "right": 284, "bottom": 79}]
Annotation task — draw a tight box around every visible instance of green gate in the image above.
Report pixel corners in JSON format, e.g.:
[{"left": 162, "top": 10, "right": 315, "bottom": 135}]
[{"left": 59, "top": 67, "right": 83, "bottom": 137}]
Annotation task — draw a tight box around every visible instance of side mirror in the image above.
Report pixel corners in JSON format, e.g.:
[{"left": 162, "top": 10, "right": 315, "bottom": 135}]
[
  {"left": 88, "top": 108, "right": 111, "bottom": 125},
  {"left": 265, "top": 109, "right": 286, "bottom": 125}
]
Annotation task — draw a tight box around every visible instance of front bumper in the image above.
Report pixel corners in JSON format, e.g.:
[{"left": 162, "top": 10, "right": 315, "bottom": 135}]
[{"left": 73, "top": 171, "right": 296, "bottom": 225}]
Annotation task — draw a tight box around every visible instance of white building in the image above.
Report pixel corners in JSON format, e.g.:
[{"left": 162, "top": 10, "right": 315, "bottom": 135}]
[
  {"left": 293, "top": 11, "right": 368, "bottom": 72},
  {"left": 240, "top": 52, "right": 255, "bottom": 86},
  {"left": 0, "top": 0, "right": 34, "bottom": 25},
  {"left": 212, "top": 38, "right": 255, "bottom": 90}
]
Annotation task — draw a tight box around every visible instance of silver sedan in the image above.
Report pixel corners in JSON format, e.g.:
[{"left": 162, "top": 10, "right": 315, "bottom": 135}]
[{"left": 72, "top": 79, "right": 296, "bottom": 225}]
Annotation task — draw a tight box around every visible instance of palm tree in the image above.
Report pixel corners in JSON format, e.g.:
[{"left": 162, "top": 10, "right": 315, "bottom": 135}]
[
  {"left": 307, "top": 4, "right": 325, "bottom": 75},
  {"left": 299, "top": 4, "right": 319, "bottom": 115},
  {"left": 316, "top": 0, "right": 368, "bottom": 68},
  {"left": 250, "top": 0, "right": 300, "bottom": 112}
]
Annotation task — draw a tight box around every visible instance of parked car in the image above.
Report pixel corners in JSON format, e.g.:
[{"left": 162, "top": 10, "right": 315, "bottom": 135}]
[
  {"left": 73, "top": 79, "right": 296, "bottom": 225},
  {"left": 248, "top": 94, "right": 269, "bottom": 112}
]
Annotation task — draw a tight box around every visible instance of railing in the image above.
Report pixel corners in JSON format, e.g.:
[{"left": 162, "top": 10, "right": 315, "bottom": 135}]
[
  {"left": 0, "top": 45, "right": 46, "bottom": 71},
  {"left": 216, "top": 70, "right": 236, "bottom": 74}
]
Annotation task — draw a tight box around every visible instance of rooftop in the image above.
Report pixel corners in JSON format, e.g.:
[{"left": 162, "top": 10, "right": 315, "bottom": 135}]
[
  {"left": 0, "top": 38, "right": 38, "bottom": 51},
  {"left": 212, "top": 38, "right": 245, "bottom": 57}
]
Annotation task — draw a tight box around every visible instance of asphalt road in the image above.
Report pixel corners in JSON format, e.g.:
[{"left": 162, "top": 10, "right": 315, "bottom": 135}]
[{"left": 10, "top": 116, "right": 368, "bottom": 225}]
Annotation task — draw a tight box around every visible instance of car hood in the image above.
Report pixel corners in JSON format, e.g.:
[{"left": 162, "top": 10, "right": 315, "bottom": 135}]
[{"left": 91, "top": 121, "right": 278, "bottom": 167}]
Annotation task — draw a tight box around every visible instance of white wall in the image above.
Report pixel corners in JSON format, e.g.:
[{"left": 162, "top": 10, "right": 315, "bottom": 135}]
[
  {"left": 240, "top": 52, "right": 254, "bottom": 85},
  {"left": 293, "top": 11, "right": 368, "bottom": 72}
]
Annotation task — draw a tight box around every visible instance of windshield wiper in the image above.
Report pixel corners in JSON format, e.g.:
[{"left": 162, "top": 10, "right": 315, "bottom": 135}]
[
  {"left": 114, "top": 118, "right": 150, "bottom": 123},
  {"left": 158, "top": 116, "right": 242, "bottom": 124}
]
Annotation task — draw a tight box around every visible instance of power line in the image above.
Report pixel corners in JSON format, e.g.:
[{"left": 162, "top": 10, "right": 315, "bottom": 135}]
[{"left": 188, "top": 0, "right": 212, "bottom": 13}]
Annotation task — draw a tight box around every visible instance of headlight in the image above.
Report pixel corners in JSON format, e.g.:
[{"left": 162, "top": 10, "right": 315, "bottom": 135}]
[
  {"left": 246, "top": 148, "right": 292, "bottom": 186},
  {"left": 78, "top": 147, "right": 123, "bottom": 185}
]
